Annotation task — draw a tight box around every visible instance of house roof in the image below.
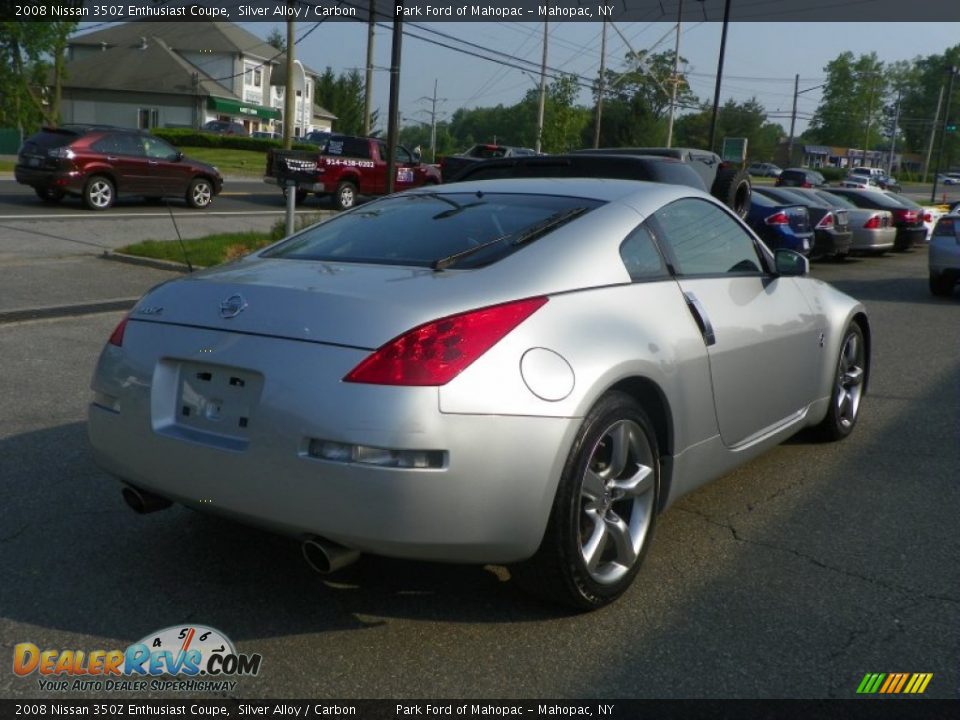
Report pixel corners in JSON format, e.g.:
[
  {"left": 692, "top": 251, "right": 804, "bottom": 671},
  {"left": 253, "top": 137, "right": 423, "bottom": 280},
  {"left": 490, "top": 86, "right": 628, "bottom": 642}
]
[
  {"left": 70, "top": 21, "right": 281, "bottom": 62},
  {"left": 69, "top": 21, "right": 321, "bottom": 75},
  {"left": 62, "top": 37, "right": 240, "bottom": 100}
]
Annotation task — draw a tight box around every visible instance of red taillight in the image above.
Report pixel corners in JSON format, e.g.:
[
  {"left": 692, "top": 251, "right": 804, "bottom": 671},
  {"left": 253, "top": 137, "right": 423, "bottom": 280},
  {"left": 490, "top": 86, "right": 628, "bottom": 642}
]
[
  {"left": 815, "top": 212, "right": 834, "bottom": 229},
  {"left": 108, "top": 316, "right": 129, "bottom": 347},
  {"left": 863, "top": 214, "right": 882, "bottom": 229},
  {"left": 344, "top": 297, "right": 549, "bottom": 386},
  {"left": 765, "top": 211, "right": 790, "bottom": 225},
  {"left": 893, "top": 209, "right": 918, "bottom": 224},
  {"left": 801, "top": 181, "right": 813, "bottom": 188},
  {"left": 923, "top": 212, "right": 933, "bottom": 223}
]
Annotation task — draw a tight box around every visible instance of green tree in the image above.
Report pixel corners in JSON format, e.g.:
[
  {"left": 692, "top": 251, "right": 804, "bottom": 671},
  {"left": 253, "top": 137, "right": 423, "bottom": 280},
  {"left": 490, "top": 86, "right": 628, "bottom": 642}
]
[
  {"left": 808, "top": 52, "right": 888, "bottom": 150},
  {"left": 265, "top": 27, "right": 286, "bottom": 52},
  {"left": 894, "top": 46, "right": 960, "bottom": 166},
  {"left": 314, "top": 68, "right": 375, "bottom": 136},
  {"left": 588, "top": 49, "right": 698, "bottom": 147},
  {"left": 0, "top": 16, "right": 78, "bottom": 130},
  {"left": 674, "top": 98, "right": 782, "bottom": 159}
]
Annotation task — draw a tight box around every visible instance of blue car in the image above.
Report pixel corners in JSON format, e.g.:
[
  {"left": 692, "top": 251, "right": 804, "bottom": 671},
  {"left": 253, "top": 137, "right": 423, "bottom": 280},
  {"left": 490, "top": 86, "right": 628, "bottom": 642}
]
[{"left": 746, "top": 192, "right": 814, "bottom": 255}]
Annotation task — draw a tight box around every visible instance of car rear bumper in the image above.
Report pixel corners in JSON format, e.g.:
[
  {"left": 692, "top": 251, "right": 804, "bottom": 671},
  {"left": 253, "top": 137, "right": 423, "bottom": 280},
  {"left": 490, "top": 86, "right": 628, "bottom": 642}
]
[
  {"left": 14, "top": 166, "right": 85, "bottom": 193},
  {"left": 813, "top": 229, "right": 852, "bottom": 257},
  {"left": 263, "top": 176, "right": 329, "bottom": 193},
  {"left": 895, "top": 226, "right": 927, "bottom": 250},
  {"left": 930, "top": 239, "right": 960, "bottom": 274},
  {"left": 88, "top": 320, "right": 576, "bottom": 563},
  {"left": 849, "top": 226, "right": 896, "bottom": 252}
]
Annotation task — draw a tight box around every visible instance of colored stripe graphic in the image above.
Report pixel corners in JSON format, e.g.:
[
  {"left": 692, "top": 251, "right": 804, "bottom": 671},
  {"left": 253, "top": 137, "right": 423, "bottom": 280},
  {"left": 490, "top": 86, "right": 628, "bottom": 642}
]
[{"left": 857, "top": 673, "right": 932, "bottom": 694}]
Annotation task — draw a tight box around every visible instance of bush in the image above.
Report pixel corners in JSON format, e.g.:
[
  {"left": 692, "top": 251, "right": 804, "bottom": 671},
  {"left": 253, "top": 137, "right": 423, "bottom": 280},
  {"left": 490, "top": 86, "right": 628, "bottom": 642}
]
[{"left": 151, "top": 128, "right": 315, "bottom": 152}]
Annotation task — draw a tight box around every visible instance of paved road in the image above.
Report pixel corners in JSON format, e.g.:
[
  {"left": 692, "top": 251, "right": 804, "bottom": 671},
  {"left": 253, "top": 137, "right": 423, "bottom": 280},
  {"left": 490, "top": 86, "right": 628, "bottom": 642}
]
[{"left": 0, "top": 237, "right": 957, "bottom": 699}]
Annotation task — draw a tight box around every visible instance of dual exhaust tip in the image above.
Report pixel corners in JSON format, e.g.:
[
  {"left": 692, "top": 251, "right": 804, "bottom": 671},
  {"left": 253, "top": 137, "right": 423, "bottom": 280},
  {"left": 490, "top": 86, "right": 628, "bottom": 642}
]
[{"left": 120, "top": 485, "right": 360, "bottom": 574}]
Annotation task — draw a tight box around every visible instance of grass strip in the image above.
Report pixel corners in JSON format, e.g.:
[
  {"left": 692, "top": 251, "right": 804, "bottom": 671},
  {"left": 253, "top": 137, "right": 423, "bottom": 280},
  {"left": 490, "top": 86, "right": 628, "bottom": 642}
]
[{"left": 119, "top": 231, "right": 274, "bottom": 267}]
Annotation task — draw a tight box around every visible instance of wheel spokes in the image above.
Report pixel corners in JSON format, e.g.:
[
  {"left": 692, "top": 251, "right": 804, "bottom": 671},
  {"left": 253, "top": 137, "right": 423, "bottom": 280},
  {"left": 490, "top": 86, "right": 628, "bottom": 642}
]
[{"left": 577, "top": 418, "right": 655, "bottom": 585}]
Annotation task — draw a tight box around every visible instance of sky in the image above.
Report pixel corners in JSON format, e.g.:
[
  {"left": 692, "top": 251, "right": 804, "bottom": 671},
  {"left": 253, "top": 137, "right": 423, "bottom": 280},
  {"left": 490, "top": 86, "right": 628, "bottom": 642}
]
[
  {"left": 73, "top": 17, "right": 960, "bottom": 138},
  {"left": 259, "top": 20, "right": 959, "bottom": 138}
]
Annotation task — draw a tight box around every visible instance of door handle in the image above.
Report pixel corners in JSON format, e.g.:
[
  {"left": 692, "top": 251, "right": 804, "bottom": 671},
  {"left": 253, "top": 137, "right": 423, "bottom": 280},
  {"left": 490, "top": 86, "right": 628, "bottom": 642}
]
[
  {"left": 148, "top": 160, "right": 159, "bottom": 165},
  {"left": 683, "top": 291, "right": 716, "bottom": 347},
  {"left": 106, "top": 156, "right": 118, "bottom": 161}
]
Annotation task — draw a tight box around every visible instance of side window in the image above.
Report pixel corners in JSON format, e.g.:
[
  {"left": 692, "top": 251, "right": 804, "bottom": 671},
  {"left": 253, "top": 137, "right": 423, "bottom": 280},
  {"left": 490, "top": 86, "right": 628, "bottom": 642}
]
[
  {"left": 619, "top": 224, "right": 668, "bottom": 281},
  {"left": 395, "top": 146, "right": 412, "bottom": 164},
  {"left": 143, "top": 136, "right": 178, "bottom": 161},
  {"left": 91, "top": 135, "right": 121, "bottom": 155},
  {"left": 652, "top": 198, "right": 762, "bottom": 276},
  {"left": 114, "top": 134, "right": 145, "bottom": 157}
]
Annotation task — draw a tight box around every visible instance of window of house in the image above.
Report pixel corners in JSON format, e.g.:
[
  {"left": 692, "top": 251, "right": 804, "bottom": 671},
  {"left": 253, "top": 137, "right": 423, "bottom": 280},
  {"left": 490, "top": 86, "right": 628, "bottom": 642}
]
[
  {"left": 244, "top": 63, "right": 261, "bottom": 87},
  {"left": 137, "top": 108, "right": 159, "bottom": 130}
]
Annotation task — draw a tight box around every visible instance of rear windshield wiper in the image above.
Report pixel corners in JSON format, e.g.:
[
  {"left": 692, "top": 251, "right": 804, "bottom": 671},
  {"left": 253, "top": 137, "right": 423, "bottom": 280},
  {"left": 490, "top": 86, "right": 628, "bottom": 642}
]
[{"left": 431, "top": 206, "right": 588, "bottom": 271}]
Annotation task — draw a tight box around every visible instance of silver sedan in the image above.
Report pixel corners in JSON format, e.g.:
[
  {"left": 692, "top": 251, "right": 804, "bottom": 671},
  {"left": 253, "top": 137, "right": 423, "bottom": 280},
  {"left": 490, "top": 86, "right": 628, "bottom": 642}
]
[{"left": 88, "top": 179, "right": 870, "bottom": 610}]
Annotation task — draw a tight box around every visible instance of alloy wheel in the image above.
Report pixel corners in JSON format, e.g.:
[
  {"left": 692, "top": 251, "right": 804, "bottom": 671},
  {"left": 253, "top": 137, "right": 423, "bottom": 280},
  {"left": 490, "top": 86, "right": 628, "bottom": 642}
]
[
  {"left": 835, "top": 330, "right": 865, "bottom": 429},
  {"left": 578, "top": 419, "right": 656, "bottom": 585}
]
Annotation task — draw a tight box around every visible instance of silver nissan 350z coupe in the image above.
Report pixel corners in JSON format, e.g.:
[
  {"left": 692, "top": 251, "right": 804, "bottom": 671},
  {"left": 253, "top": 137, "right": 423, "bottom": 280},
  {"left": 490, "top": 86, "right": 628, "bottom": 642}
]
[{"left": 88, "top": 178, "right": 870, "bottom": 610}]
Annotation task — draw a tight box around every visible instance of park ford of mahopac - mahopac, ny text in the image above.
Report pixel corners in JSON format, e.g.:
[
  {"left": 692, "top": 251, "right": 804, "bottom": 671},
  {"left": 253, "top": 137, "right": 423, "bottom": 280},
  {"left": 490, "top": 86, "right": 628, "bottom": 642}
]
[{"left": 397, "top": 5, "right": 616, "bottom": 18}]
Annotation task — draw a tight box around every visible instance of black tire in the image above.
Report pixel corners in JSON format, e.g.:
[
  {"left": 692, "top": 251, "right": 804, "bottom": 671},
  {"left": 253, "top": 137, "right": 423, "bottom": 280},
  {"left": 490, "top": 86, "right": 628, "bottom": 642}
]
[
  {"left": 35, "top": 186, "right": 64, "bottom": 203},
  {"left": 813, "top": 322, "right": 866, "bottom": 442},
  {"left": 82, "top": 175, "right": 115, "bottom": 211},
  {"left": 186, "top": 177, "right": 214, "bottom": 209},
  {"left": 512, "top": 392, "right": 660, "bottom": 611},
  {"left": 929, "top": 272, "right": 954, "bottom": 297},
  {"left": 334, "top": 180, "right": 358, "bottom": 211},
  {"left": 711, "top": 166, "right": 752, "bottom": 218}
]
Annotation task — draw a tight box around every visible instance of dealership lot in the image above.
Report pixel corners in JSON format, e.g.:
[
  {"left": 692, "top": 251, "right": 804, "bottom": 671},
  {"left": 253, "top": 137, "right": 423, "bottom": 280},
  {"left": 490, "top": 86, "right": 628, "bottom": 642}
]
[{"left": 1, "top": 200, "right": 958, "bottom": 699}]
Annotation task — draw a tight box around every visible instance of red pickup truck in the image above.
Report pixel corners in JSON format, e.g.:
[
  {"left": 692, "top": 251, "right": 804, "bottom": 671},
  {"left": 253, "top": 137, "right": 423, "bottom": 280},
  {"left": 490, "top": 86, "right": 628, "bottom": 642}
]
[{"left": 265, "top": 134, "right": 440, "bottom": 210}]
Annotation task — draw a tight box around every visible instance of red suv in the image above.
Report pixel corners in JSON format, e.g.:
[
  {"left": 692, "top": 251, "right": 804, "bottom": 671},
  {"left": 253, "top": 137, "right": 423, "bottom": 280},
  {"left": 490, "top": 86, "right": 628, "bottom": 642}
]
[{"left": 15, "top": 125, "right": 223, "bottom": 210}]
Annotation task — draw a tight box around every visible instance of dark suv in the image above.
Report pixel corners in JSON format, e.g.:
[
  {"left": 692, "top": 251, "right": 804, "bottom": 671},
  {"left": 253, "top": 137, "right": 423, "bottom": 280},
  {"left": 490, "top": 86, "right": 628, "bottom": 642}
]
[
  {"left": 776, "top": 168, "right": 828, "bottom": 188},
  {"left": 202, "top": 120, "right": 248, "bottom": 136},
  {"left": 15, "top": 125, "right": 223, "bottom": 210}
]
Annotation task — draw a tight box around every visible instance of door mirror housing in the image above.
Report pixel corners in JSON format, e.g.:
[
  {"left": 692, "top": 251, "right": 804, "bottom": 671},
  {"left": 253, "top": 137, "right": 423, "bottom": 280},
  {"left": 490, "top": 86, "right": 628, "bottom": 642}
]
[{"left": 774, "top": 248, "right": 809, "bottom": 276}]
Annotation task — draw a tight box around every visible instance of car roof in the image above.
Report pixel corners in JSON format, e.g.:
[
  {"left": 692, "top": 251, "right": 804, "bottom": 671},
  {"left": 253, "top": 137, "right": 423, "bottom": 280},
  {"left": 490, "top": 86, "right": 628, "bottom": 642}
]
[
  {"left": 448, "top": 153, "right": 709, "bottom": 191},
  {"left": 404, "top": 176, "right": 712, "bottom": 209}
]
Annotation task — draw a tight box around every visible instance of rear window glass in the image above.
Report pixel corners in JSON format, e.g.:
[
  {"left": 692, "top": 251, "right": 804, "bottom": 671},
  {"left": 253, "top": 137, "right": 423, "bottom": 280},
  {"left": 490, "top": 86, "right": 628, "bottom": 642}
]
[
  {"left": 324, "top": 137, "right": 370, "bottom": 159},
  {"left": 815, "top": 191, "right": 857, "bottom": 209},
  {"left": 22, "top": 130, "right": 77, "bottom": 152},
  {"left": 934, "top": 217, "right": 959, "bottom": 237},
  {"left": 263, "top": 192, "right": 603, "bottom": 268}
]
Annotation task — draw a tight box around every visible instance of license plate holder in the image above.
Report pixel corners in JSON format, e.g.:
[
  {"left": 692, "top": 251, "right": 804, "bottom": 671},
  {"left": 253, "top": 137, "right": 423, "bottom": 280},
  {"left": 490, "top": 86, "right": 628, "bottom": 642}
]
[{"left": 174, "top": 362, "right": 262, "bottom": 438}]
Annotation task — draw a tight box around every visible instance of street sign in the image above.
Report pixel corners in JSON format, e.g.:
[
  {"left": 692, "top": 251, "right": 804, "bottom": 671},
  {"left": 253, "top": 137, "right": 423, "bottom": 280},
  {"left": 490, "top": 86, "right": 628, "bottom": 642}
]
[{"left": 721, "top": 137, "right": 748, "bottom": 163}]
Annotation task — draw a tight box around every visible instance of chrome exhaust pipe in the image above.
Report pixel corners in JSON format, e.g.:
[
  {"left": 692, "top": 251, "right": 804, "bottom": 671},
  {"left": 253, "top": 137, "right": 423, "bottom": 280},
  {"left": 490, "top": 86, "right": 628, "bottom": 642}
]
[
  {"left": 121, "top": 484, "right": 172, "bottom": 514},
  {"left": 302, "top": 536, "right": 360, "bottom": 574}
]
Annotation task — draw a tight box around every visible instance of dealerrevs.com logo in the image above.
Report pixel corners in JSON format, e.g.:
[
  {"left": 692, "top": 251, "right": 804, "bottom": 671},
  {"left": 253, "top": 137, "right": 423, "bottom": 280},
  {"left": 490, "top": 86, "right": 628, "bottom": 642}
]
[{"left": 13, "top": 625, "right": 262, "bottom": 693}]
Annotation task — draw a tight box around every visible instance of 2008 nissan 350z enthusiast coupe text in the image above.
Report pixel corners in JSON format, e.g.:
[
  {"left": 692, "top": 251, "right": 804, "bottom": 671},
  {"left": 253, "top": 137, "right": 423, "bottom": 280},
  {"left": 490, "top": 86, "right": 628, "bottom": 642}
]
[{"left": 88, "top": 179, "right": 870, "bottom": 610}]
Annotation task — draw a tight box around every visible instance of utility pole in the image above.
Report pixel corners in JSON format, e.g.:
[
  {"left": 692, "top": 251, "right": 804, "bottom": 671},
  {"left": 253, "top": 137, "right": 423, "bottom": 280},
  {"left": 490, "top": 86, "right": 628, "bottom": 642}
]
[
  {"left": 862, "top": 76, "right": 877, "bottom": 167},
  {"left": 363, "top": 0, "right": 375, "bottom": 135},
  {"left": 665, "top": 0, "right": 682, "bottom": 148},
  {"left": 417, "top": 79, "right": 444, "bottom": 162},
  {"left": 385, "top": 4, "right": 403, "bottom": 193},
  {"left": 923, "top": 84, "right": 945, "bottom": 183},
  {"left": 787, "top": 74, "right": 799, "bottom": 164},
  {"left": 283, "top": 14, "right": 295, "bottom": 149},
  {"left": 887, "top": 89, "right": 901, "bottom": 176},
  {"left": 592, "top": 19, "right": 606, "bottom": 149},
  {"left": 707, "top": 0, "right": 732, "bottom": 153},
  {"left": 535, "top": 21, "right": 548, "bottom": 154},
  {"left": 931, "top": 66, "right": 958, "bottom": 203}
]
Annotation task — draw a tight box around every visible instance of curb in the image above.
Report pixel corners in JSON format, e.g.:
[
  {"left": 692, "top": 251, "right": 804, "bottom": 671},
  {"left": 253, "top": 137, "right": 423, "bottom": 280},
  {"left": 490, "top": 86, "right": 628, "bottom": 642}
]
[
  {"left": 101, "top": 250, "right": 198, "bottom": 273},
  {"left": 0, "top": 298, "right": 138, "bottom": 325}
]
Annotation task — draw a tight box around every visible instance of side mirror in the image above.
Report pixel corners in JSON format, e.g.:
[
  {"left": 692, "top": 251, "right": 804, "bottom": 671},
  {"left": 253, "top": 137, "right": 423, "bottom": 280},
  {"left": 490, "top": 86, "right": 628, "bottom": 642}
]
[
  {"left": 175, "top": 151, "right": 184, "bottom": 162},
  {"left": 774, "top": 248, "right": 809, "bottom": 276}
]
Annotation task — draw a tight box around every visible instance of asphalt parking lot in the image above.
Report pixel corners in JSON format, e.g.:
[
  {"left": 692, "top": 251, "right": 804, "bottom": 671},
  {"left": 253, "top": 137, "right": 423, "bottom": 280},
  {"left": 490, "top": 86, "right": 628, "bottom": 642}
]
[{"left": 1, "top": 198, "right": 958, "bottom": 700}]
